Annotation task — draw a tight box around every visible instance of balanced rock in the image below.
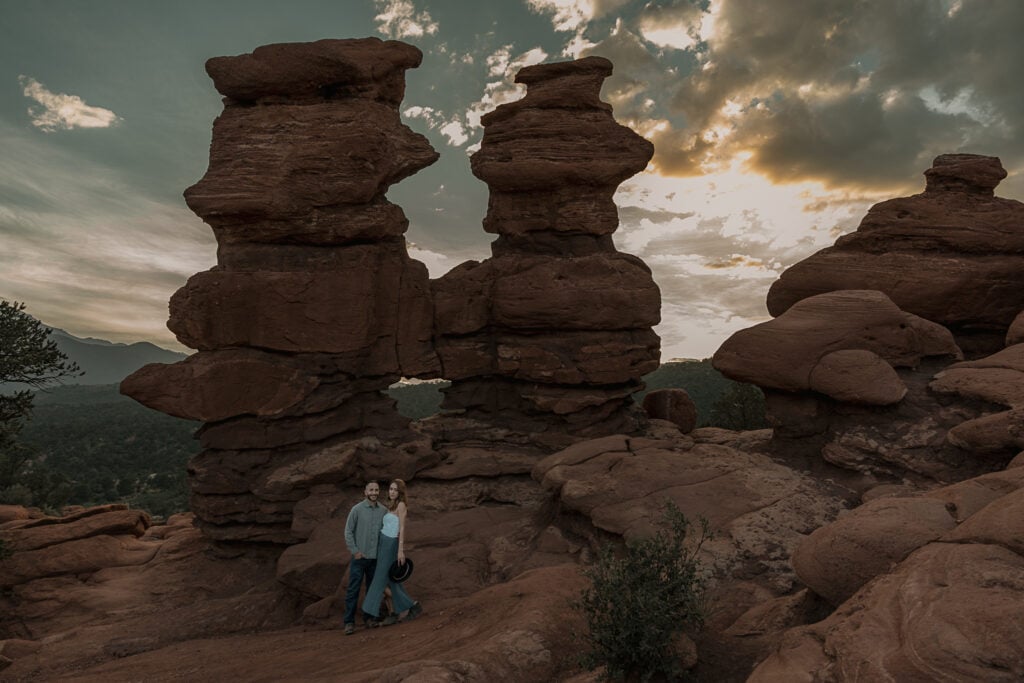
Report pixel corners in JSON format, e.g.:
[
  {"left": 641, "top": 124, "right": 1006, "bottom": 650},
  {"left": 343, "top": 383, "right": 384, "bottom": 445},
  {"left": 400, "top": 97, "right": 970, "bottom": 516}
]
[
  {"left": 713, "top": 290, "right": 958, "bottom": 400},
  {"left": 433, "top": 56, "right": 660, "bottom": 436},
  {"left": 767, "top": 154, "right": 1024, "bottom": 354},
  {"left": 711, "top": 288, "right": 1021, "bottom": 481}
]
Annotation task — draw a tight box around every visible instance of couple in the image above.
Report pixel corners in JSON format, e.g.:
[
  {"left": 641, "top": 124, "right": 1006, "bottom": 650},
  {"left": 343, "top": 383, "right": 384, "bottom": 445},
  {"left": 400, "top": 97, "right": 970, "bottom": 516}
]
[{"left": 342, "top": 478, "right": 422, "bottom": 635}]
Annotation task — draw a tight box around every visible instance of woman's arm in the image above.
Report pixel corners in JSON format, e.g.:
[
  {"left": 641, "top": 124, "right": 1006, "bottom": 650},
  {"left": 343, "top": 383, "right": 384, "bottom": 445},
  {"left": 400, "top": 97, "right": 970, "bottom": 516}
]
[{"left": 396, "top": 501, "right": 408, "bottom": 564}]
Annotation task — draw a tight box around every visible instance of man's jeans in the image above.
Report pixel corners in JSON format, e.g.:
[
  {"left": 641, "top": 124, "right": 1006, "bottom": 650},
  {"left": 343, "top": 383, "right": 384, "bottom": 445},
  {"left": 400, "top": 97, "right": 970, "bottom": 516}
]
[{"left": 343, "top": 557, "right": 377, "bottom": 625}]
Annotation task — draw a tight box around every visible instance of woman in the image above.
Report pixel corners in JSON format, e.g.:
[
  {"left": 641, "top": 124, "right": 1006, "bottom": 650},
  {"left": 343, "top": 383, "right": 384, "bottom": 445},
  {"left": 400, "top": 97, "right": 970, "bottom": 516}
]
[{"left": 361, "top": 478, "right": 422, "bottom": 626}]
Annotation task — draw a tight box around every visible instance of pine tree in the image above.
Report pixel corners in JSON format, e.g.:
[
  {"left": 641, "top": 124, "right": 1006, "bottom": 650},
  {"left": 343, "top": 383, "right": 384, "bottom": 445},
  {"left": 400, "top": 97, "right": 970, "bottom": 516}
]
[{"left": 1, "top": 300, "right": 81, "bottom": 502}]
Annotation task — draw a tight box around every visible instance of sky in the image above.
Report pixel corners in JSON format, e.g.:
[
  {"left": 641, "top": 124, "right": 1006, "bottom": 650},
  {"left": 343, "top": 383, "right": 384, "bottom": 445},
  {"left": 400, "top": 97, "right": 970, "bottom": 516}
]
[{"left": 2, "top": 0, "right": 1023, "bottom": 361}]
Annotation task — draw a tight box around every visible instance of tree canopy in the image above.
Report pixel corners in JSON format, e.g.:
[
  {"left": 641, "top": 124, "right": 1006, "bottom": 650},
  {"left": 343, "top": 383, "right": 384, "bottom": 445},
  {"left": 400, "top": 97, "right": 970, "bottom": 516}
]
[{"left": 1, "top": 300, "right": 82, "bottom": 506}]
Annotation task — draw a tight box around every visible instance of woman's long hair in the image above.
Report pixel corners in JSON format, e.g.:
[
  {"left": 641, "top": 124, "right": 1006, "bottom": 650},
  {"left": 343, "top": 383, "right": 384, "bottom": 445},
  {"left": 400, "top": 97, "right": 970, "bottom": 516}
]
[{"left": 386, "top": 478, "right": 408, "bottom": 511}]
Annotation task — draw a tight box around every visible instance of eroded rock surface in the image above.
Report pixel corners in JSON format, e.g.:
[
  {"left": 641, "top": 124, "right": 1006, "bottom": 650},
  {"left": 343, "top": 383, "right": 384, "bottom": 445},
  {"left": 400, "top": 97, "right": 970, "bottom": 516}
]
[
  {"left": 0, "top": 505, "right": 586, "bottom": 682},
  {"left": 753, "top": 468, "right": 1024, "bottom": 681},
  {"left": 714, "top": 290, "right": 959, "bottom": 400}
]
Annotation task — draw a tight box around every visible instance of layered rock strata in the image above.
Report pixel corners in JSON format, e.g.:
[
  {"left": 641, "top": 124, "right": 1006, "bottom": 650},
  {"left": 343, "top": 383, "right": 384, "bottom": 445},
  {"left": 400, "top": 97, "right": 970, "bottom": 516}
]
[
  {"left": 432, "top": 56, "right": 660, "bottom": 436},
  {"left": 767, "top": 154, "right": 1024, "bottom": 356},
  {"left": 121, "top": 38, "right": 440, "bottom": 543}
]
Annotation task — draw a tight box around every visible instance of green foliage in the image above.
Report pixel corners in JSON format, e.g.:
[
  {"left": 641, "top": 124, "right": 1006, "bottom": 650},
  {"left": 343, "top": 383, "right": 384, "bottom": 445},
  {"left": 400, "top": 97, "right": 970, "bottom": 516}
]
[
  {"left": 0, "top": 384, "right": 195, "bottom": 517},
  {"left": 576, "top": 502, "right": 711, "bottom": 681},
  {"left": 637, "top": 359, "right": 767, "bottom": 430},
  {"left": 0, "top": 300, "right": 81, "bottom": 389},
  {"left": 384, "top": 380, "right": 450, "bottom": 419},
  {"left": 1, "top": 300, "right": 82, "bottom": 507},
  {"left": 636, "top": 360, "right": 737, "bottom": 427},
  {"left": 708, "top": 382, "right": 768, "bottom": 431}
]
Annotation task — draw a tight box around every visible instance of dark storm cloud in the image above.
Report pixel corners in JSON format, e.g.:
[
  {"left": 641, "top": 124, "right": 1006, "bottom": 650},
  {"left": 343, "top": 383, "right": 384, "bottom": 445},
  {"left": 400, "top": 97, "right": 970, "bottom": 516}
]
[{"left": 590, "top": 0, "right": 1024, "bottom": 189}]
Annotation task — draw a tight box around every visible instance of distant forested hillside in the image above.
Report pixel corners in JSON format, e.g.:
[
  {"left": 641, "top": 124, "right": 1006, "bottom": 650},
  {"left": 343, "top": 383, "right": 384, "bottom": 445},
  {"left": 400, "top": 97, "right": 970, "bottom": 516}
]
[
  {"left": 637, "top": 358, "right": 762, "bottom": 427},
  {"left": 5, "top": 362, "right": 763, "bottom": 517},
  {"left": 0, "top": 327, "right": 187, "bottom": 394},
  {"left": 389, "top": 379, "right": 451, "bottom": 419},
  {"left": 388, "top": 360, "right": 765, "bottom": 429},
  {"left": 13, "top": 384, "right": 197, "bottom": 517}
]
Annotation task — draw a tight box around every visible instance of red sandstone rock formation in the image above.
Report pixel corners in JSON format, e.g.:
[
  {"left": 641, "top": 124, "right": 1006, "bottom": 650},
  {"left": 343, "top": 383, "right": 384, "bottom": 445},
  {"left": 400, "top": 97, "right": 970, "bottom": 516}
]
[
  {"left": 767, "top": 153, "right": 1024, "bottom": 356},
  {"left": 710, "top": 289, "right": 1002, "bottom": 482},
  {"left": 712, "top": 155, "right": 1024, "bottom": 484},
  {"left": 0, "top": 503, "right": 587, "bottom": 681},
  {"left": 432, "top": 56, "right": 660, "bottom": 437},
  {"left": 121, "top": 38, "right": 441, "bottom": 544}
]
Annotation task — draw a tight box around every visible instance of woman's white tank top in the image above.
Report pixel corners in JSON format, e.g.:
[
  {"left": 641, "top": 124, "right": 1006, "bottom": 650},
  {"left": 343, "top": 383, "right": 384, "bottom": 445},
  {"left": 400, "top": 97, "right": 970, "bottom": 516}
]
[{"left": 381, "top": 511, "right": 399, "bottom": 538}]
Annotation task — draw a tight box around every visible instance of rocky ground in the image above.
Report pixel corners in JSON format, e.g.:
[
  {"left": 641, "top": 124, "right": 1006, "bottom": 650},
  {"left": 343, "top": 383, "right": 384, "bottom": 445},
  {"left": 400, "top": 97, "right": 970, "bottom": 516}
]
[
  {"left": 0, "top": 422, "right": 844, "bottom": 682},
  {"left": 5, "top": 415, "right": 1024, "bottom": 681}
]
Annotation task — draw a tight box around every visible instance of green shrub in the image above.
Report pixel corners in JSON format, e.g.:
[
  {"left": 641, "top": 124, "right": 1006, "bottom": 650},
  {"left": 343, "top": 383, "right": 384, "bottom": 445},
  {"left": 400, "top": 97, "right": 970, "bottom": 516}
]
[
  {"left": 708, "top": 382, "right": 767, "bottom": 431},
  {"left": 575, "top": 502, "right": 711, "bottom": 681}
]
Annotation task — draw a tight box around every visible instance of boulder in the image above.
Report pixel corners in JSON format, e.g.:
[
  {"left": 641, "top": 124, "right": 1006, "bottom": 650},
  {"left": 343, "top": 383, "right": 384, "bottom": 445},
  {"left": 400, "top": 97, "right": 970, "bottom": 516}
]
[
  {"left": 641, "top": 389, "right": 698, "bottom": 433},
  {"left": 713, "top": 290, "right": 959, "bottom": 394},
  {"left": 791, "top": 496, "right": 956, "bottom": 605},
  {"left": 751, "top": 543, "right": 1024, "bottom": 682}
]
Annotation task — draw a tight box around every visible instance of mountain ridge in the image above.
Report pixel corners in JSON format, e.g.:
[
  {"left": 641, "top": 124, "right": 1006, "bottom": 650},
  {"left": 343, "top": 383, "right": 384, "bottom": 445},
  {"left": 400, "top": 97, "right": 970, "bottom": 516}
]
[{"left": 2, "top": 321, "right": 188, "bottom": 390}]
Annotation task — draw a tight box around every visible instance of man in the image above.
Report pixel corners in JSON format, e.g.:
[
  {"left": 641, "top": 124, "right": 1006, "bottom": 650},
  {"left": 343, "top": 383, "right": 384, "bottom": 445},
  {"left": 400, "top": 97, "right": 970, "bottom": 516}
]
[{"left": 342, "top": 480, "right": 387, "bottom": 635}]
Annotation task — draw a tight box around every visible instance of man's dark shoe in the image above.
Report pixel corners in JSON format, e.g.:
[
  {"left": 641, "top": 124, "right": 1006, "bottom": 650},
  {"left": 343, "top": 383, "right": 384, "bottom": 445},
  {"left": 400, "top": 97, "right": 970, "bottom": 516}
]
[
  {"left": 362, "top": 612, "right": 382, "bottom": 628},
  {"left": 405, "top": 602, "right": 423, "bottom": 621},
  {"left": 344, "top": 623, "right": 355, "bottom": 635}
]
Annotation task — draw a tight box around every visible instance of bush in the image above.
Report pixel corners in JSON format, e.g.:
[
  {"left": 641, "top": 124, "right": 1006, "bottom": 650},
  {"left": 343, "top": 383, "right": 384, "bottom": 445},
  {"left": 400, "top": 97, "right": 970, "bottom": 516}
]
[
  {"left": 708, "top": 382, "right": 767, "bottom": 431},
  {"left": 575, "top": 502, "right": 711, "bottom": 681}
]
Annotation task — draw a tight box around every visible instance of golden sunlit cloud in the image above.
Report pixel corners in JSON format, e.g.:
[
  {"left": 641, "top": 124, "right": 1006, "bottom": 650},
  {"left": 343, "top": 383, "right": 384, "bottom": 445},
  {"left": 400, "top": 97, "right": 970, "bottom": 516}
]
[{"left": 640, "top": 24, "right": 697, "bottom": 51}]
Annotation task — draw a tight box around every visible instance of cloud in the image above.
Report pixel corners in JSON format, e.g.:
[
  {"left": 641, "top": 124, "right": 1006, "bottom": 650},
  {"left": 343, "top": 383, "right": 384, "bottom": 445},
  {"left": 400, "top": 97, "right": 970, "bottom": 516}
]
[
  {"left": 524, "top": 0, "right": 596, "bottom": 33},
  {"left": 403, "top": 105, "right": 471, "bottom": 147},
  {"left": 610, "top": 161, "right": 887, "bottom": 359},
  {"left": 438, "top": 120, "right": 469, "bottom": 146},
  {"left": 467, "top": 46, "right": 548, "bottom": 128},
  {"left": 404, "top": 43, "right": 551, "bottom": 149},
  {"left": 409, "top": 45, "right": 549, "bottom": 153},
  {"left": 636, "top": 0, "right": 705, "bottom": 50},
  {"left": 535, "top": 0, "right": 1024, "bottom": 192},
  {"left": 405, "top": 241, "right": 471, "bottom": 278},
  {"left": 374, "top": 0, "right": 438, "bottom": 39},
  {"left": 18, "top": 76, "right": 122, "bottom": 132},
  {"left": 0, "top": 121, "right": 213, "bottom": 349}
]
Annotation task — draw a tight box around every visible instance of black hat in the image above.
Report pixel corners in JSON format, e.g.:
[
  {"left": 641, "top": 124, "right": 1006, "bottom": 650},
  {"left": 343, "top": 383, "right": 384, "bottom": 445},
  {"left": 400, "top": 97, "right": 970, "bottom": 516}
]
[{"left": 388, "top": 558, "right": 414, "bottom": 583}]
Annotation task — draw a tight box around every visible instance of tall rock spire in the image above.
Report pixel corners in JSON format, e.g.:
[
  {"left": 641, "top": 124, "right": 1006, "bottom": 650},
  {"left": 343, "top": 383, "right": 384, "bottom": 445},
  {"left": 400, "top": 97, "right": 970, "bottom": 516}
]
[
  {"left": 122, "top": 38, "right": 440, "bottom": 543},
  {"left": 432, "top": 56, "right": 661, "bottom": 438}
]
